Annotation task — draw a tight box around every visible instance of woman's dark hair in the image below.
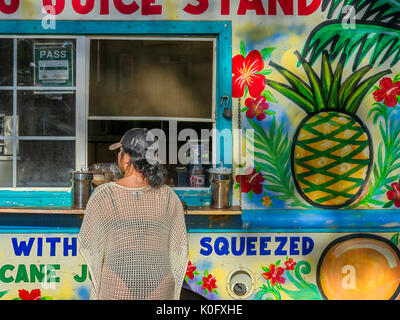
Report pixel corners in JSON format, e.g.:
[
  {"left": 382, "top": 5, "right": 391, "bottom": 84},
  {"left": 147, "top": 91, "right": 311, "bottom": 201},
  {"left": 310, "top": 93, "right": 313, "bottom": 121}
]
[{"left": 120, "top": 128, "right": 166, "bottom": 188}]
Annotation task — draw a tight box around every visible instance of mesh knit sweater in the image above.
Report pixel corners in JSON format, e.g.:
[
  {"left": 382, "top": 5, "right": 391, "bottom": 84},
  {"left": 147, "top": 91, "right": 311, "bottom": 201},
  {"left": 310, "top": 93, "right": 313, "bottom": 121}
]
[{"left": 78, "top": 182, "right": 188, "bottom": 300}]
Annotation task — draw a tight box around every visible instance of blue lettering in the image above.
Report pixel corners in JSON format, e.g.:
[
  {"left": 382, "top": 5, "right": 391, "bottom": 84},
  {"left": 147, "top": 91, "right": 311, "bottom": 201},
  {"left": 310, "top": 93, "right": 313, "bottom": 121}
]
[
  {"left": 37, "top": 237, "right": 43, "bottom": 256},
  {"left": 246, "top": 237, "right": 257, "bottom": 255},
  {"left": 275, "top": 237, "right": 287, "bottom": 255},
  {"left": 46, "top": 237, "right": 61, "bottom": 256},
  {"left": 231, "top": 237, "right": 245, "bottom": 256},
  {"left": 215, "top": 237, "right": 230, "bottom": 255},
  {"left": 63, "top": 237, "right": 77, "bottom": 256},
  {"left": 302, "top": 236, "right": 314, "bottom": 255},
  {"left": 198, "top": 235, "right": 315, "bottom": 257},
  {"left": 259, "top": 237, "right": 271, "bottom": 255},
  {"left": 12, "top": 237, "right": 35, "bottom": 256},
  {"left": 200, "top": 237, "right": 213, "bottom": 256},
  {"left": 290, "top": 237, "right": 300, "bottom": 255}
]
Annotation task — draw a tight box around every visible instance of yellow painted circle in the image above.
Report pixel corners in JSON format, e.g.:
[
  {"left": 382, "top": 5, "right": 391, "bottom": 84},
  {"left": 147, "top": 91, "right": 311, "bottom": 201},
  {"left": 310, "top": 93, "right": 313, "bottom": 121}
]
[{"left": 318, "top": 236, "right": 400, "bottom": 300}]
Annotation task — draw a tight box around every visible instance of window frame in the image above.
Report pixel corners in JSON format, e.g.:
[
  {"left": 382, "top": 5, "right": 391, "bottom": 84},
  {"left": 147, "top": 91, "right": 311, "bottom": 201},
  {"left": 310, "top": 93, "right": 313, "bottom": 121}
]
[
  {"left": 86, "top": 35, "right": 217, "bottom": 188},
  {"left": 0, "top": 35, "right": 78, "bottom": 189},
  {"left": 0, "top": 20, "right": 232, "bottom": 207}
]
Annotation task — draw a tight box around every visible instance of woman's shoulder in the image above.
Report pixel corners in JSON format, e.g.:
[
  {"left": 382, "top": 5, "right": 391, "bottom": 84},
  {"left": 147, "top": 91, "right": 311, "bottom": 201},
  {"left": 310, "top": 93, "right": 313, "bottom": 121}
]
[
  {"left": 88, "top": 182, "right": 115, "bottom": 201},
  {"left": 158, "top": 184, "right": 176, "bottom": 195},
  {"left": 159, "top": 184, "right": 182, "bottom": 205}
]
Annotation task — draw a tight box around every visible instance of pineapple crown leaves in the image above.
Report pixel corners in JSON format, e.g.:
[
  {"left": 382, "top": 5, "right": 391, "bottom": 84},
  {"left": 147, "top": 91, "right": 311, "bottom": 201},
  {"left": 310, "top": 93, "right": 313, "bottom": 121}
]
[
  {"left": 265, "top": 50, "right": 391, "bottom": 115},
  {"left": 302, "top": 0, "right": 400, "bottom": 71}
]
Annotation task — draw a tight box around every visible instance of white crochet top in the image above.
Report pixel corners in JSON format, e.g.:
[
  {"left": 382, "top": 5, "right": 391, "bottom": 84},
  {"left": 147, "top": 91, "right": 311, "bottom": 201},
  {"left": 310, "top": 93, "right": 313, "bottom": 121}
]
[{"left": 78, "top": 182, "right": 188, "bottom": 300}]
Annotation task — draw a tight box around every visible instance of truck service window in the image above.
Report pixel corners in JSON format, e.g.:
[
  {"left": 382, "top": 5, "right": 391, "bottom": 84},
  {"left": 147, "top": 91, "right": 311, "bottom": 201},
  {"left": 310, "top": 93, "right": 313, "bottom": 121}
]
[{"left": 88, "top": 38, "right": 215, "bottom": 188}]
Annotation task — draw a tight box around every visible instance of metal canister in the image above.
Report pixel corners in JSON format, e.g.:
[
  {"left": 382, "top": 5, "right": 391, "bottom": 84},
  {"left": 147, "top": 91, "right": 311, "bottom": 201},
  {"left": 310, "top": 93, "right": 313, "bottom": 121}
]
[
  {"left": 71, "top": 171, "right": 93, "bottom": 209},
  {"left": 210, "top": 172, "right": 232, "bottom": 209}
]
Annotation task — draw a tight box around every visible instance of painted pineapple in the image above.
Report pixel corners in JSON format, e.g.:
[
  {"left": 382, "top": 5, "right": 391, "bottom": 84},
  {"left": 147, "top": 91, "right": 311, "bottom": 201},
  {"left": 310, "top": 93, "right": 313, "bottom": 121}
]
[{"left": 267, "top": 51, "right": 391, "bottom": 208}]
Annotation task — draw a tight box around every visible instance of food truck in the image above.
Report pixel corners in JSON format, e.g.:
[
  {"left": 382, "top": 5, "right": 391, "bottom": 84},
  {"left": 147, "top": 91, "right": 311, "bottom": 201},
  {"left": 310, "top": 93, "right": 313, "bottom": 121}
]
[{"left": 0, "top": 0, "right": 399, "bottom": 300}]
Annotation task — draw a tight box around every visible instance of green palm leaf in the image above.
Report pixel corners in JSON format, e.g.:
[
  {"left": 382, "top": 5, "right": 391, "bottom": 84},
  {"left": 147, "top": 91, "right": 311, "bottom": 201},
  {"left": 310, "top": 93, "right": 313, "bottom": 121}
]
[
  {"left": 303, "top": 0, "right": 400, "bottom": 70},
  {"left": 322, "top": 0, "right": 400, "bottom": 23},
  {"left": 302, "top": 21, "right": 400, "bottom": 71},
  {"left": 247, "top": 116, "right": 310, "bottom": 208}
]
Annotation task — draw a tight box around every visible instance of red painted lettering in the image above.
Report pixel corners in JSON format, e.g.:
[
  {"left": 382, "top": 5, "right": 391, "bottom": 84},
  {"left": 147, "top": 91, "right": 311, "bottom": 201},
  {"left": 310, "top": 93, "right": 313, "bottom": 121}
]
[
  {"left": 100, "top": 0, "right": 109, "bottom": 14},
  {"left": 113, "top": 0, "right": 139, "bottom": 14},
  {"left": 72, "top": 0, "right": 94, "bottom": 14},
  {"left": 221, "top": 0, "right": 229, "bottom": 15},
  {"left": 0, "top": 0, "right": 18, "bottom": 14},
  {"left": 43, "top": 0, "right": 64, "bottom": 15},
  {"left": 237, "top": 0, "right": 266, "bottom": 15},
  {"left": 142, "top": 0, "right": 162, "bottom": 15},
  {"left": 268, "top": 0, "right": 293, "bottom": 15},
  {"left": 183, "top": 0, "right": 208, "bottom": 15},
  {"left": 298, "top": 0, "right": 321, "bottom": 15}
]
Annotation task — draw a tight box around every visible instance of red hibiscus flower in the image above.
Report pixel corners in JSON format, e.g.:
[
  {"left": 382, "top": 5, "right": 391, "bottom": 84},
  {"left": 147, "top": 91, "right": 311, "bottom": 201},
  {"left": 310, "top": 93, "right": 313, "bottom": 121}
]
[
  {"left": 18, "top": 289, "right": 41, "bottom": 300},
  {"left": 373, "top": 77, "right": 400, "bottom": 108},
  {"left": 262, "top": 264, "right": 285, "bottom": 286},
  {"left": 387, "top": 182, "right": 400, "bottom": 207},
  {"left": 284, "top": 258, "right": 296, "bottom": 271},
  {"left": 201, "top": 274, "right": 217, "bottom": 293},
  {"left": 235, "top": 167, "right": 265, "bottom": 195},
  {"left": 232, "top": 50, "right": 266, "bottom": 98},
  {"left": 245, "top": 96, "right": 269, "bottom": 121},
  {"left": 186, "top": 261, "right": 197, "bottom": 280}
]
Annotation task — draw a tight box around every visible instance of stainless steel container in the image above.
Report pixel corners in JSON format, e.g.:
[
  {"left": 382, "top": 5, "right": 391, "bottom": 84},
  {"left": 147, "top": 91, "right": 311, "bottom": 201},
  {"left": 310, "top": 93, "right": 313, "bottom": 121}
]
[
  {"left": 210, "top": 173, "right": 232, "bottom": 209},
  {"left": 71, "top": 171, "right": 93, "bottom": 209}
]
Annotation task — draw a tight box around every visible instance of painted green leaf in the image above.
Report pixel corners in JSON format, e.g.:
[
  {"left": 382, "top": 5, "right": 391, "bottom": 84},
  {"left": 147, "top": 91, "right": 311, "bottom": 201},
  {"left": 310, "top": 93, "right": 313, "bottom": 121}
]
[
  {"left": 262, "top": 89, "right": 278, "bottom": 103},
  {"left": 295, "top": 51, "right": 325, "bottom": 111},
  {"left": 383, "top": 199, "right": 395, "bottom": 208},
  {"left": 261, "top": 265, "right": 269, "bottom": 272},
  {"left": 321, "top": 51, "right": 333, "bottom": 100},
  {"left": 254, "top": 284, "right": 281, "bottom": 300},
  {"left": 266, "top": 79, "right": 315, "bottom": 114},
  {"left": 256, "top": 69, "right": 272, "bottom": 76},
  {"left": 344, "top": 69, "right": 392, "bottom": 113},
  {"left": 391, "top": 233, "right": 399, "bottom": 246},
  {"left": 0, "top": 291, "right": 7, "bottom": 299},
  {"left": 280, "top": 261, "right": 323, "bottom": 300},
  {"left": 269, "top": 60, "right": 315, "bottom": 104},
  {"left": 244, "top": 85, "right": 249, "bottom": 98},
  {"left": 240, "top": 40, "right": 246, "bottom": 57},
  {"left": 327, "top": 53, "right": 346, "bottom": 109},
  {"left": 261, "top": 47, "right": 275, "bottom": 60},
  {"left": 338, "top": 64, "right": 372, "bottom": 108},
  {"left": 248, "top": 190, "right": 254, "bottom": 200}
]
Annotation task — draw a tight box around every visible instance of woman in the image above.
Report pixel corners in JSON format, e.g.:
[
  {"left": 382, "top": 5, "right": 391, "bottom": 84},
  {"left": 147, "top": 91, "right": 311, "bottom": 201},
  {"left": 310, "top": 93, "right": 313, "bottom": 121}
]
[{"left": 78, "top": 128, "right": 188, "bottom": 300}]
